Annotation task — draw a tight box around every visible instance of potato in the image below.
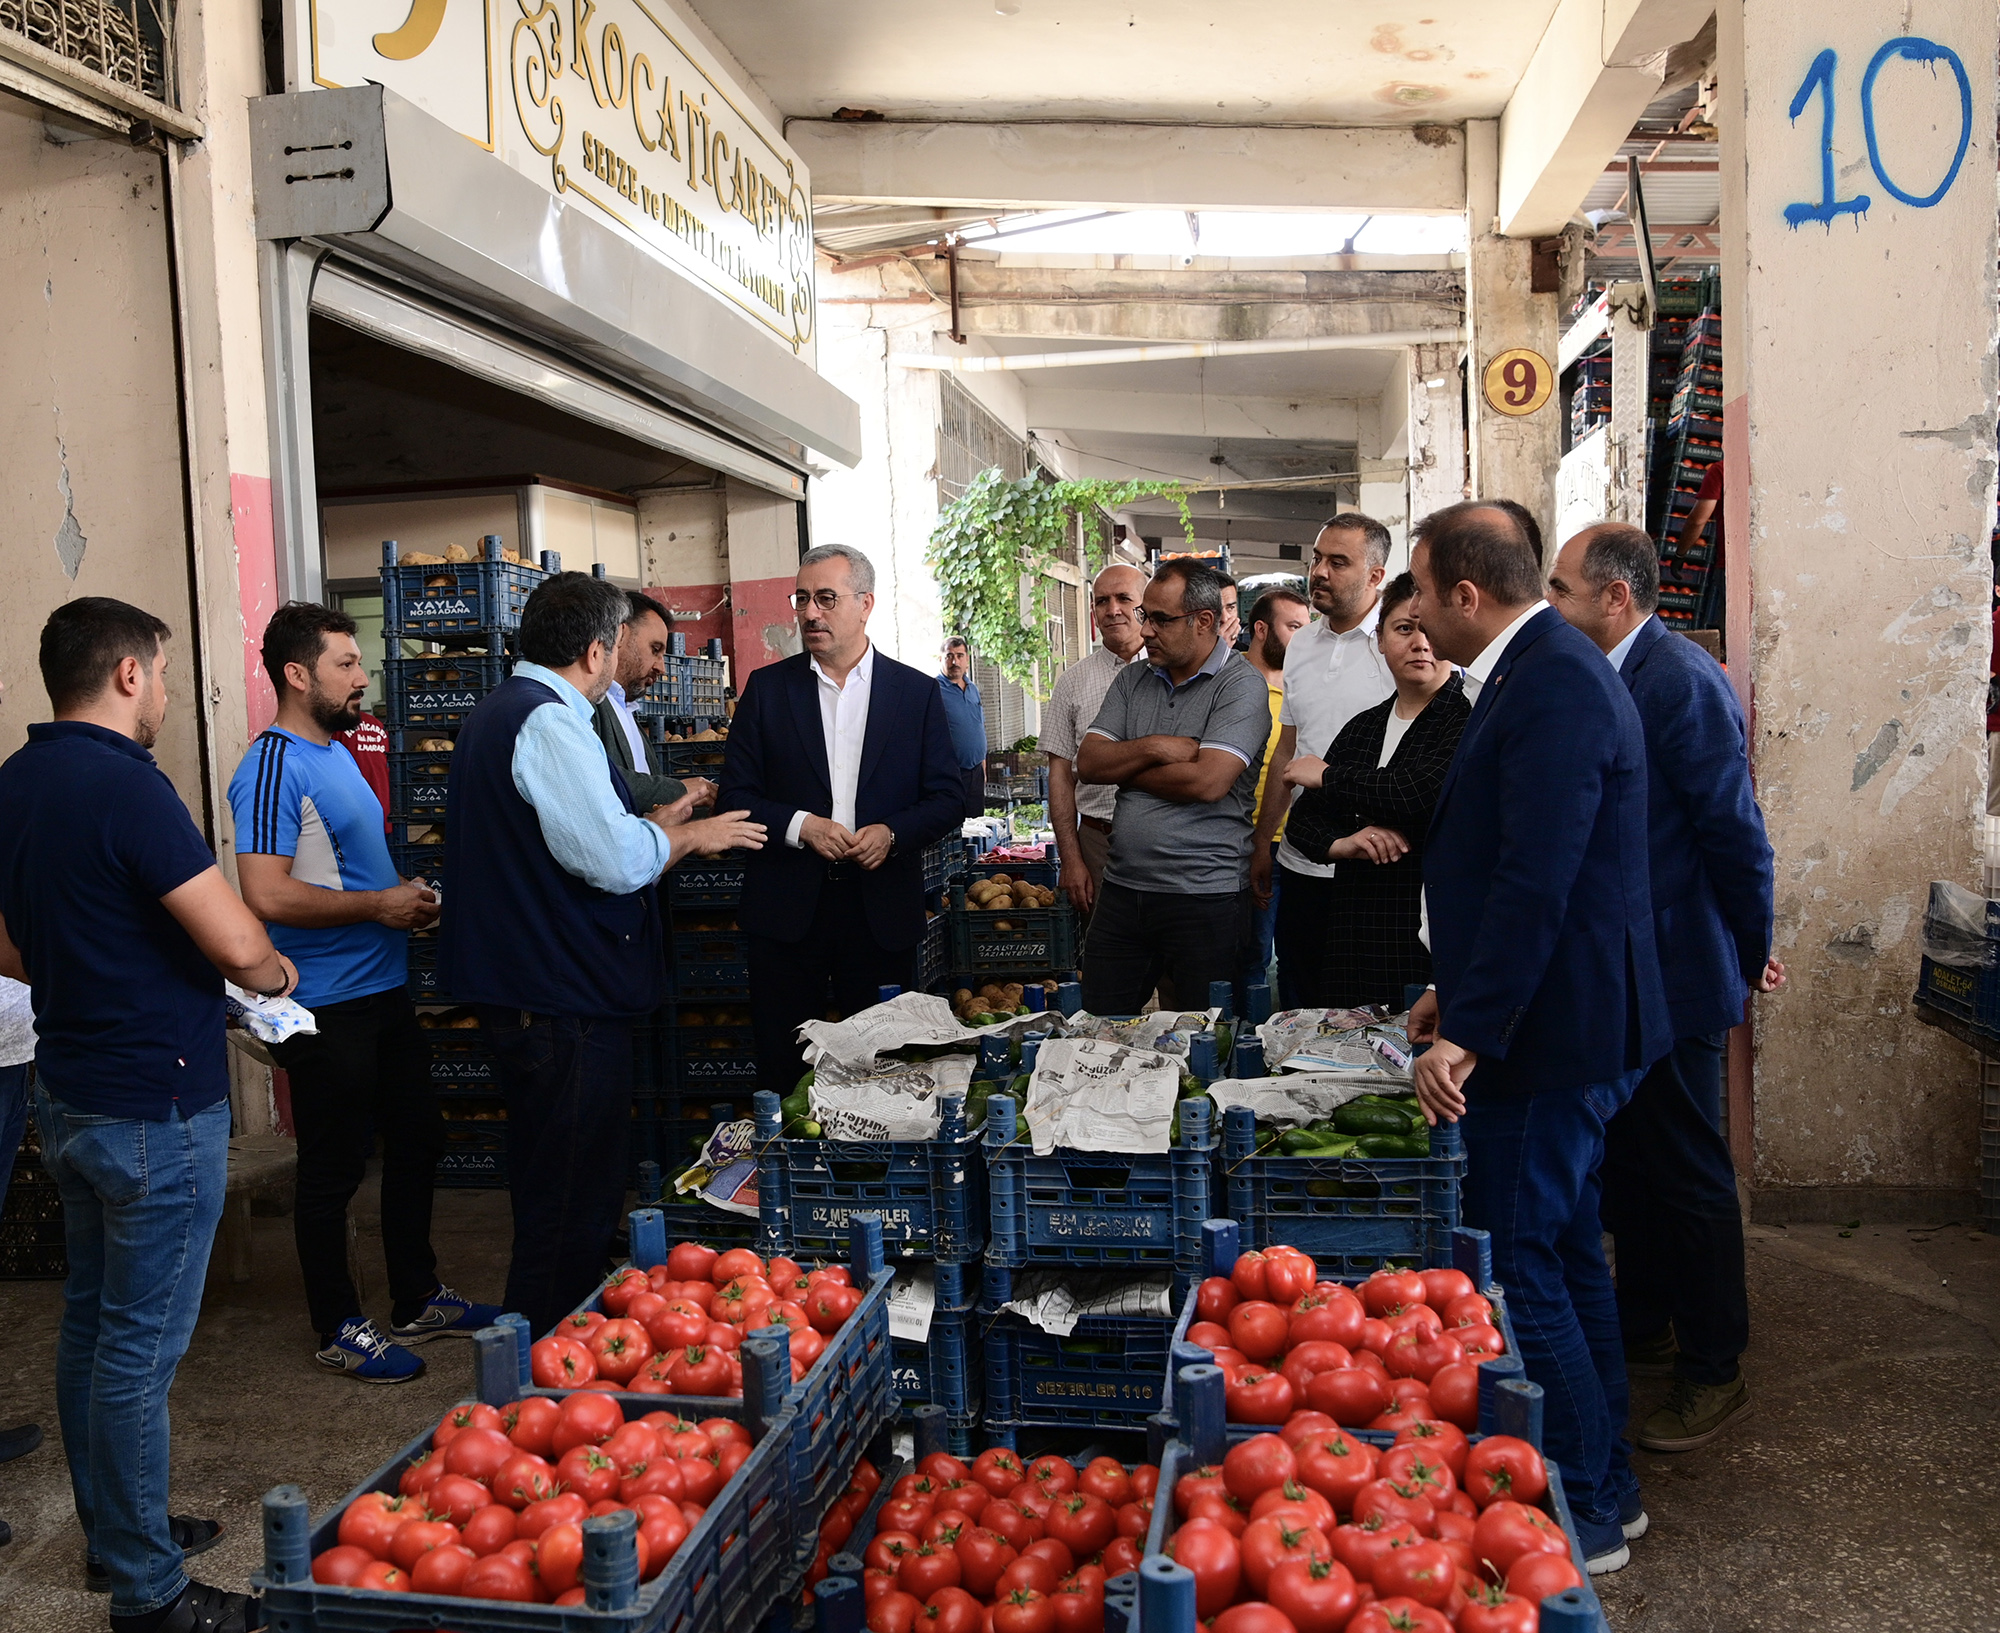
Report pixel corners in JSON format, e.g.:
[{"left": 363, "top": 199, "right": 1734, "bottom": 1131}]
[
  {"left": 444, "top": 542, "right": 474, "bottom": 562},
  {"left": 991, "top": 873, "right": 1013, "bottom": 886},
  {"left": 954, "top": 989, "right": 974, "bottom": 1005}
]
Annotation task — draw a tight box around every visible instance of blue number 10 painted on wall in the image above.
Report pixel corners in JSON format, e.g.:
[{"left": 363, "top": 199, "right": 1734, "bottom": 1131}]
[{"left": 1785, "top": 36, "right": 1972, "bottom": 228}]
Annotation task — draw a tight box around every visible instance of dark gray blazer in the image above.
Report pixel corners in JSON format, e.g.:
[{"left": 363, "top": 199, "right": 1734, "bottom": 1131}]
[{"left": 592, "top": 695, "right": 686, "bottom": 812}]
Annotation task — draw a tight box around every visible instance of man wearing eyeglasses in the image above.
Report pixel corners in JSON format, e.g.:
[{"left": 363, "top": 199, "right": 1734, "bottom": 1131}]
[
  {"left": 719, "top": 546, "right": 966, "bottom": 1096},
  {"left": 1075, "top": 559, "right": 1272, "bottom": 1015}
]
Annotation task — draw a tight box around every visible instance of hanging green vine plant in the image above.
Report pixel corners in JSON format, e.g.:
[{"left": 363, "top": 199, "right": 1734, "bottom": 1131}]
[{"left": 928, "top": 468, "right": 1193, "bottom": 693}]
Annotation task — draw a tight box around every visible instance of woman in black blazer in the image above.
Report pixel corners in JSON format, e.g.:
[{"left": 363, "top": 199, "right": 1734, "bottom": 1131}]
[{"left": 1282, "top": 573, "right": 1471, "bottom": 1010}]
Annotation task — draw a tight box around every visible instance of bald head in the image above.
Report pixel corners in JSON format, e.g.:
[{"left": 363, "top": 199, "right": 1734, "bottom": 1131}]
[
  {"left": 1091, "top": 563, "right": 1147, "bottom": 658},
  {"left": 1548, "top": 522, "right": 1658, "bottom": 654}
]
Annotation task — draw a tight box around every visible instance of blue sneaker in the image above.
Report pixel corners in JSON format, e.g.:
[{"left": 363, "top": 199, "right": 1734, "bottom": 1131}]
[
  {"left": 315, "top": 1318, "right": 426, "bottom": 1384},
  {"left": 1576, "top": 1512, "right": 1631, "bottom": 1574},
  {"left": 388, "top": 1284, "right": 505, "bottom": 1344}
]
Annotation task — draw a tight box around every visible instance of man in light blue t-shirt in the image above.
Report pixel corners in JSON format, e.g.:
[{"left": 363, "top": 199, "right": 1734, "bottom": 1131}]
[{"left": 226, "top": 604, "right": 499, "bottom": 1384}]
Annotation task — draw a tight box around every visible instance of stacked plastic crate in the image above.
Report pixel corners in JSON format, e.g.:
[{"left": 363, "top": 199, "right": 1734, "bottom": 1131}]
[
  {"left": 1568, "top": 338, "right": 1611, "bottom": 443},
  {"left": 935, "top": 854, "right": 1080, "bottom": 1001},
  {"left": 381, "top": 534, "right": 555, "bottom": 1188},
  {"left": 1645, "top": 273, "right": 1725, "bottom": 630},
  {"left": 0, "top": 1113, "right": 64, "bottom": 1280}
]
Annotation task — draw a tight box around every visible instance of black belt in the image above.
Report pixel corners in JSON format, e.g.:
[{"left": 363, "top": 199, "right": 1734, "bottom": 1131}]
[{"left": 1079, "top": 816, "right": 1113, "bottom": 834}]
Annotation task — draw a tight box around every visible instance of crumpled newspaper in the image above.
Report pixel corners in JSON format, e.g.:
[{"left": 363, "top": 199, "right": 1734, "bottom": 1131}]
[
  {"left": 674, "top": 1119, "right": 759, "bottom": 1217},
  {"left": 1022, "top": 1037, "right": 1181, "bottom": 1155},
  {"left": 799, "top": 991, "right": 1062, "bottom": 1073},
  {"left": 993, "top": 1269, "right": 1178, "bottom": 1335},
  {"left": 810, "top": 1053, "right": 977, "bottom": 1141},
  {"left": 1257, "top": 1008, "right": 1412, "bottom": 1078},
  {"left": 888, "top": 1266, "right": 937, "bottom": 1343},
  {"left": 224, "top": 983, "right": 316, "bottom": 1045},
  {"left": 1207, "top": 1074, "right": 1403, "bottom": 1127},
  {"left": 1062, "top": 1009, "right": 1219, "bottom": 1058}
]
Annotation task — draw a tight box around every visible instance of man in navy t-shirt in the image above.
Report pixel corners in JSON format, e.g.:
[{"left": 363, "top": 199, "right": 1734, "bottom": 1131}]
[
  {"left": 229, "top": 603, "right": 499, "bottom": 1385},
  {"left": 0, "top": 598, "right": 296, "bottom": 1633}
]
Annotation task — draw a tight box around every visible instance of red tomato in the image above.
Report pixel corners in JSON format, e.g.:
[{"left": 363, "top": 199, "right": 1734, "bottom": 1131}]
[
  {"left": 1249, "top": 1480, "right": 1335, "bottom": 1536},
  {"left": 502, "top": 1396, "right": 562, "bottom": 1459},
  {"left": 558, "top": 1309, "right": 607, "bottom": 1340},
  {"left": 1426, "top": 1364, "right": 1480, "bottom": 1432},
  {"left": 1455, "top": 1324, "right": 1507, "bottom": 1362},
  {"left": 1303, "top": 1367, "right": 1389, "bottom": 1428},
  {"left": 1046, "top": 1493, "right": 1115, "bottom": 1559},
  {"left": 1378, "top": 1446, "right": 1455, "bottom": 1507},
  {"left": 992, "top": 1588, "right": 1056, "bottom": 1633},
  {"left": 1383, "top": 1304, "right": 1443, "bottom": 1340},
  {"left": 867, "top": 1532, "right": 923, "bottom": 1571},
  {"left": 1392, "top": 1420, "right": 1470, "bottom": 1480},
  {"left": 1294, "top": 1432, "right": 1378, "bottom": 1517},
  {"left": 440, "top": 1425, "right": 515, "bottom": 1484},
  {"left": 433, "top": 1402, "right": 504, "bottom": 1449},
  {"left": 1186, "top": 1321, "right": 1234, "bottom": 1353},
  {"left": 923, "top": 1512, "right": 971, "bottom": 1551},
  {"left": 423, "top": 1474, "right": 486, "bottom": 1529},
  {"left": 1049, "top": 1571, "right": 1105, "bottom": 1633},
  {"left": 972, "top": 1448, "right": 1027, "bottom": 1495},
  {"left": 1329, "top": 1516, "right": 1418, "bottom": 1580},
  {"left": 1266, "top": 1554, "right": 1359, "bottom": 1633},
  {"left": 1171, "top": 1464, "right": 1230, "bottom": 1516},
  {"left": 677, "top": 1448, "right": 724, "bottom": 1505},
  {"left": 1365, "top": 1396, "right": 1430, "bottom": 1437},
  {"left": 1353, "top": 1477, "right": 1436, "bottom": 1538},
  {"left": 311, "top": 1544, "right": 374, "bottom": 1585},
  {"left": 1186, "top": 1494, "right": 1249, "bottom": 1537},
  {"left": 667, "top": 1344, "right": 731, "bottom": 1397},
  {"left": 1288, "top": 1292, "right": 1366, "bottom": 1351},
  {"left": 1359, "top": 1271, "right": 1425, "bottom": 1318},
  {"left": 809, "top": 1283, "right": 864, "bottom": 1334},
  {"left": 518, "top": 1491, "right": 589, "bottom": 1540},
  {"left": 925, "top": 1585, "right": 986, "bottom": 1633},
  {"left": 602, "top": 1266, "right": 651, "bottom": 1315},
  {"left": 645, "top": 1299, "right": 712, "bottom": 1354},
  {"left": 1457, "top": 1583, "right": 1538, "bottom": 1633},
  {"left": 461, "top": 1504, "right": 519, "bottom": 1557},
  {"left": 1417, "top": 1269, "right": 1475, "bottom": 1310},
  {"left": 764, "top": 1255, "right": 804, "bottom": 1295},
  {"left": 528, "top": 1521, "right": 583, "bottom": 1596},
  {"left": 555, "top": 1445, "right": 620, "bottom": 1505},
  {"left": 711, "top": 1247, "right": 765, "bottom": 1284},
  {"left": 621, "top": 1458, "right": 689, "bottom": 1505},
  {"left": 899, "top": 1544, "right": 963, "bottom": 1598},
  {"left": 336, "top": 1492, "right": 413, "bottom": 1559},
  {"left": 666, "top": 1242, "right": 719, "bottom": 1281},
  {"left": 918, "top": 1452, "right": 971, "bottom": 1484},
  {"left": 997, "top": 1555, "right": 1061, "bottom": 1597},
  {"left": 1462, "top": 1439, "right": 1548, "bottom": 1508},
  {"left": 1443, "top": 1293, "right": 1495, "bottom": 1329},
  {"left": 1222, "top": 1434, "right": 1297, "bottom": 1501},
  {"left": 1077, "top": 1456, "right": 1131, "bottom": 1507},
  {"left": 1213, "top": 1607, "right": 1299, "bottom": 1633},
  {"left": 1470, "top": 1500, "right": 1569, "bottom": 1577},
  {"left": 1129, "top": 1466, "right": 1159, "bottom": 1502},
  {"left": 1226, "top": 1367, "right": 1297, "bottom": 1425},
  {"left": 399, "top": 1453, "right": 444, "bottom": 1499},
  {"left": 551, "top": 1392, "right": 623, "bottom": 1456},
  {"left": 1280, "top": 1342, "right": 1354, "bottom": 1403},
  {"left": 880, "top": 1496, "right": 937, "bottom": 1535},
  {"left": 946, "top": 1526, "right": 1013, "bottom": 1595},
  {"left": 1023, "top": 1457, "right": 1076, "bottom": 1495},
  {"left": 936, "top": 1481, "right": 991, "bottom": 1520},
  {"left": 1114, "top": 1498, "right": 1153, "bottom": 1540},
  {"left": 1240, "top": 1513, "right": 1332, "bottom": 1595},
  {"left": 1505, "top": 1550, "right": 1584, "bottom": 1601},
  {"left": 1164, "top": 1520, "right": 1242, "bottom": 1619},
  {"left": 1263, "top": 1250, "right": 1316, "bottom": 1305},
  {"left": 641, "top": 1507, "right": 690, "bottom": 1576},
  {"left": 492, "top": 1452, "right": 561, "bottom": 1510},
  {"left": 870, "top": 1592, "right": 927, "bottom": 1633},
  {"left": 1279, "top": 1411, "right": 1339, "bottom": 1449},
  {"left": 350, "top": 1559, "right": 409, "bottom": 1592},
  {"left": 1348, "top": 1597, "right": 1451, "bottom": 1633},
  {"left": 1102, "top": 1537, "right": 1141, "bottom": 1577},
  {"left": 1226, "top": 1301, "right": 1289, "bottom": 1361},
  {"left": 674, "top": 1281, "right": 716, "bottom": 1313},
  {"left": 864, "top": 1570, "right": 900, "bottom": 1606},
  {"left": 410, "top": 1542, "right": 476, "bottom": 1596},
  {"left": 1370, "top": 1537, "right": 1456, "bottom": 1608},
  {"left": 1195, "top": 1276, "right": 1242, "bottom": 1323},
  {"left": 980, "top": 1500, "right": 1044, "bottom": 1550},
  {"left": 1229, "top": 1251, "right": 1272, "bottom": 1301},
  {"left": 601, "top": 1420, "right": 664, "bottom": 1466}
]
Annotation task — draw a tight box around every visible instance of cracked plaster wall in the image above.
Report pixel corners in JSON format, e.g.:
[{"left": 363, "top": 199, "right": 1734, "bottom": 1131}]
[
  {"left": 1721, "top": 1, "right": 2000, "bottom": 1202},
  {"left": 0, "top": 92, "right": 200, "bottom": 807}
]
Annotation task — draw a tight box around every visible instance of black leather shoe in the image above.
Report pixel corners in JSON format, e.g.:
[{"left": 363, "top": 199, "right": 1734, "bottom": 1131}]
[
  {"left": 0, "top": 1422, "right": 42, "bottom": 1462},
  {"left": 147, "top": 1580, "right": 263, "bottom": 1633},
  {"left": 0, "top": 1518, "right": 12, "bottom": 1547}
]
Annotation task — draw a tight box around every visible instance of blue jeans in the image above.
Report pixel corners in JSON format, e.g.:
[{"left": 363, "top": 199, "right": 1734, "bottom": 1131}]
[
  {"left": 1460, "top": 1075, "right": 1639, "bottom": 1532},
  {"left": 34, "top": 1087, "right": 229, "bottom": 1614},
  {"left": 0, "top": 1061, "right": 29, "bottom": 1219},
  {"left": 1236, "top": 842, "right": 1281, "bottom": 1016}
]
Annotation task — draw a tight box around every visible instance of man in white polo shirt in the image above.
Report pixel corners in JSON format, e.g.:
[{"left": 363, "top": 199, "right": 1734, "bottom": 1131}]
[{"left": 1248, "top": 514, "right": 1395, "bottom": 1007}]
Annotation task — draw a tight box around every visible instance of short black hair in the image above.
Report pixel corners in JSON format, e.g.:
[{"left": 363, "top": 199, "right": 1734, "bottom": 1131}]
[
  {"left": 519, "top": 572, "right": 630, "bottom": 668},
  {"left": 261, "top": 602, "right": 358, "bottom": 689},
  {"left": 1317, "top": 512, "right": 1392, "bottom": 570},
  {"left": 944, "top": 635, "right": 969, "bottom": 651},
  {"left": 1490, "top": 500, "right": 1546, "bottom": 569},
  {"left": 1246, "top": 587, "right": 1309, "bottom": 632},
  {"left": 1379, "top": 571, "right": 1420, "bottom": 623},
  {"left": 1152, "top": 558, "right": 1226, "bottom": 619},
  {"left": 1413, "top": 502, "right": 1544, "bottom": 607},
  {"left": 624, "top": 589, "right": 672, "bottom": 630},
  {"left": 1578, "top": 524, "right": 1661, "bottom": 614},
  {"left": 40, "top": 597, "right": 171, "bottom": 712}
]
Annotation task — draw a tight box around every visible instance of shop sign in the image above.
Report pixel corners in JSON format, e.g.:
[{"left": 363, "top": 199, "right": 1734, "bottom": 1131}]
[
  {"left": 1480, "top": 348, "right": 1553, "bottom": 417},
  {"left": 298, "top": 1, "right": 816, "bottom": 352}
]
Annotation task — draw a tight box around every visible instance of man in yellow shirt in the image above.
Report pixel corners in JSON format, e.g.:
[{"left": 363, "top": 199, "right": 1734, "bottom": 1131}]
[{"left": 1240, "top": 588, "right": 1311, "bottom": 1008}]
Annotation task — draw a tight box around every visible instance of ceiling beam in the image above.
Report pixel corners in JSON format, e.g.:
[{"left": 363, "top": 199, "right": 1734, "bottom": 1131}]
[
  {"left": 894, "top": 331, "right": 1460, "bottom": 372},
  {"left": 1025, "top": 388, "right": 1368, "bottom": 443},
  {"left": 789, "top": 120, "right": 1466, "bottom": 215},
  {"left": 1495, "top": 0, "right": 1714, "bottom": 238}
]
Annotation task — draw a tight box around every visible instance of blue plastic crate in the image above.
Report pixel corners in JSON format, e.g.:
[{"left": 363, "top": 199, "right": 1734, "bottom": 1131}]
[
  {"left": 669, "top": 1000, "right": 758, "bottom": 1086},
  {"left": 382, "top": 654, "right": 513, "bottom": 729},
  {"left": 753, "top": 1091, "right": 988, "bottom": 1264},
  {"left": 380, "top": 540, "right": 549, "bottom": 639},
  {"left": 253, "top": 1326, "right": 797, "bottom": 1633},
  {"left": 1141, "top": 1366, "right": 1612, "bottom": 1633},
  {"left": 1914, "top": 902, "right": 2000, "bottom": 1046},
  {"left": 979, "top": 1261, "right": 1177, "bottom": 1445},
  {"left": 669, "top": 853, "right": 747, "bottom": 907},
  {"left": 918, "top": 915, "right": 950, "bottom": 992},
  {"left": 984, "top": 1095, "right": 1215, "bottom": 1277},
  {"left": 434, "top": 1120, "right": 507, "bottom": 1187},
  {"left": 922, "top": 835, "right": 969, "bottom": 907},
  {"left": 424, "top": 1026, "right": 494, "bottom": 1086},
  {"left": 404, "top": 934, "right": 449, "bottom": 1000},
  {"left": 673, "top": 915, "right": 751, "bottom": 995},
  {"left": 386, "top": 834, "right": 447, "bottom": 885},
  {"left": 889, "top": 1260, "right": 979, "bottom": 1457},
  {"left": 948, "top": 901, "right": 1078, "bottom": 972},
  {"left": 386, "top": 748, "right": 454, "bottom": 820},
  {"left": 662, "top": 739, "right": 731, "bottom": 780},
  {"left": 1218, "top": 1102, "right": 1465, "bottom": 1275}
]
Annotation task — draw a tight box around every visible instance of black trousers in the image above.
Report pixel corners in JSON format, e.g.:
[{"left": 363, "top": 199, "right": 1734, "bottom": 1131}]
[
  {"left": 1600, "top": 1030, "right": 1749, "bottom": 1385},
  {"left": 961, "top": 765, "right": 987, "bottom": 820},
  {"left": 1272, "top": 866, "right": 1342, "bottom": 1009},
  {"left": 475, "top": 1007, "right": 634, "bottom": 1338},
  {"left": 1081, "top": 880, "right": 1248, "bottom": 1017},
  {"left": 749, "top": 871, "right": 919, "bottom": 1099},
  {"left": 269, "top": 988, "right": 441, "bottom": 1338}
]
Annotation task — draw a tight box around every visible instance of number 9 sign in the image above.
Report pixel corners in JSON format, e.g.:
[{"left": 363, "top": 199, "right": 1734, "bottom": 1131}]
[{"left": 1482, "top": 348, "right": 1553, "bottom": 417}]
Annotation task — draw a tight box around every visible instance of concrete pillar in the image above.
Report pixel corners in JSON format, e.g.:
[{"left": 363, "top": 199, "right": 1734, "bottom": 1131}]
[
  {"left": 1464, "top": 119, "right": 1563, "bottom": 558},
  {"left": 724, "top": 478, "right": 804, "bottom": 679},
  {"left": 1406, "top": 342, "right": 1469, "bottom": 533},
  {"left": 1719, "top": 0, "right": 1999, "bottom": 1217}
]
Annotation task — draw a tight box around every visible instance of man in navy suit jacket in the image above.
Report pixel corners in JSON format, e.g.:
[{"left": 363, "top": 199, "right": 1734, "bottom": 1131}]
[
  {"left": 1550, "top": 523, "right": 1780, "bottom": 1456},
  {"left": 718, "top": 546, "right": 965, "bottom": 1096},
  {"left": 1407, "top": 503, "right": 1669, "bottom": 1574}
]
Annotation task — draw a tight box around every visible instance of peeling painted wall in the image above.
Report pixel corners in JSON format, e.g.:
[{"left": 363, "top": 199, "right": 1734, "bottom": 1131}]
[
  {"left": 1720, "top": 1, "right": 2000, "bottom": 1210},
  {"left": 0, "top": 92, "right": 202, "bottom": 809}
]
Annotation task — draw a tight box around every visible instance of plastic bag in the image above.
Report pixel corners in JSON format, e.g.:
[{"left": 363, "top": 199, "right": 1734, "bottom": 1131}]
[{"left": 1921, "top": 880, "right": 1996, "bottom": 969}]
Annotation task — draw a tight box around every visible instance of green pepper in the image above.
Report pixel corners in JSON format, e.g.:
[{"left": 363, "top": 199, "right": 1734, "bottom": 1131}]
[
  {"left": 1334, "top": 1101, "right": 1425, "bottom": 1137},
  {"left": 1354, "top": 1132, "right": 1431, "bottom": 1159}
]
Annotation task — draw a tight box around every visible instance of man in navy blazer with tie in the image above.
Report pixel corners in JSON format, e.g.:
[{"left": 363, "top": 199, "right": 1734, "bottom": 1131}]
[
  {"left": 718, "top": 545, "right": 965, "bottom": 1096},
  {"left": 1406, "top": 502, "right": 1669, "bottom": 1574},
  {"left": 1549, "top": 523, "right": 1780, "bottom": 1456}
]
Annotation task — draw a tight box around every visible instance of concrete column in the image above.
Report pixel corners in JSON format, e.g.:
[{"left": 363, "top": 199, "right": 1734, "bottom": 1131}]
[
  {"left": 1406, "top": 342, "right": 1469, "bottom": 532},
  {"left": 1465, "top": 119, "right": 1563, "bottom": 558},
  {"left": 1720, "top": 0, "right": 1999, "bottom": 1217},
  {"left": 724, "top": 479, "right": 804, "bottom": 680}
]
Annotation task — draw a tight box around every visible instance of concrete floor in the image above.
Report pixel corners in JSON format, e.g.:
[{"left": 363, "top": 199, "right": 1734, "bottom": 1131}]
[{"left": 0, "top": 1192, "right": 1994, "bottom": 1632}]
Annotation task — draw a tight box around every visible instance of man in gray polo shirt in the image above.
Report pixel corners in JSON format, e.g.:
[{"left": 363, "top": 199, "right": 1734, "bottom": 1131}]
[{"left": 1076, "top": 559, "right": 1271, "bottom": 1014}]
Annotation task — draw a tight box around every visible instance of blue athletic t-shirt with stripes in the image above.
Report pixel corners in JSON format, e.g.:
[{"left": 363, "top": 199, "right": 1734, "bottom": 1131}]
[{"left": 227, "top": 728, "right": 406, "bottom": 1008}]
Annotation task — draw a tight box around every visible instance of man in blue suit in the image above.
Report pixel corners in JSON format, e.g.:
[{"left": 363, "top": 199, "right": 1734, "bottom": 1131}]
[
  {"left": 1549, "top": 522, "right": 1781, "bottom": 1454},
  {"left": 1407, "top": 502, "right": 1669, "bottom": 1574},
  {"left": 719, "top": 545, "right": 966, "bottom": 1095}
]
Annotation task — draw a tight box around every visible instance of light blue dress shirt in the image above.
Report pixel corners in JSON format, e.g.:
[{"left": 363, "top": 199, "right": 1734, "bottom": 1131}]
[
  {"left": 511, "top": 661, "right": 672, "bottom": 893},
  {"left": 1606, "top": 617, "right": 1652, "bottom": 673}
]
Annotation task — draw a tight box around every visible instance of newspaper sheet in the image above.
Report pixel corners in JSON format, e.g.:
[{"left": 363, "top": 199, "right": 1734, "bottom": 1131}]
[
  {"left": 1022, "top": 1037, "right": 1182, "bottom": 1155},
  {"left": 809, "top": 1053, "right": 978, "bottom": 1141},
  {"left": 994, "top": 1269, "right": 1178, "bottom": 1335}
]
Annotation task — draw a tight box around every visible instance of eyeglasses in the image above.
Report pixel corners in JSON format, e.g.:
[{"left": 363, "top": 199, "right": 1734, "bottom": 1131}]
[
  {"left": 791, "top": 590, "right": 854, "bottom": 612},
  {"left": 1135, "top": 608, "right": 1196, "bottom": 628}
]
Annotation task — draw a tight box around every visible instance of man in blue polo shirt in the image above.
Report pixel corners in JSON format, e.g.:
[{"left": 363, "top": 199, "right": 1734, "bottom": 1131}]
[
  {"left": 0, "top": 598, "right": 296, "bottom": 1633},
  {"left": 229, "top": 603, "right": 500, "bottom": 1385},
  {"left": 938, "top": 635, "right": 989, "bottom": 819}
]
